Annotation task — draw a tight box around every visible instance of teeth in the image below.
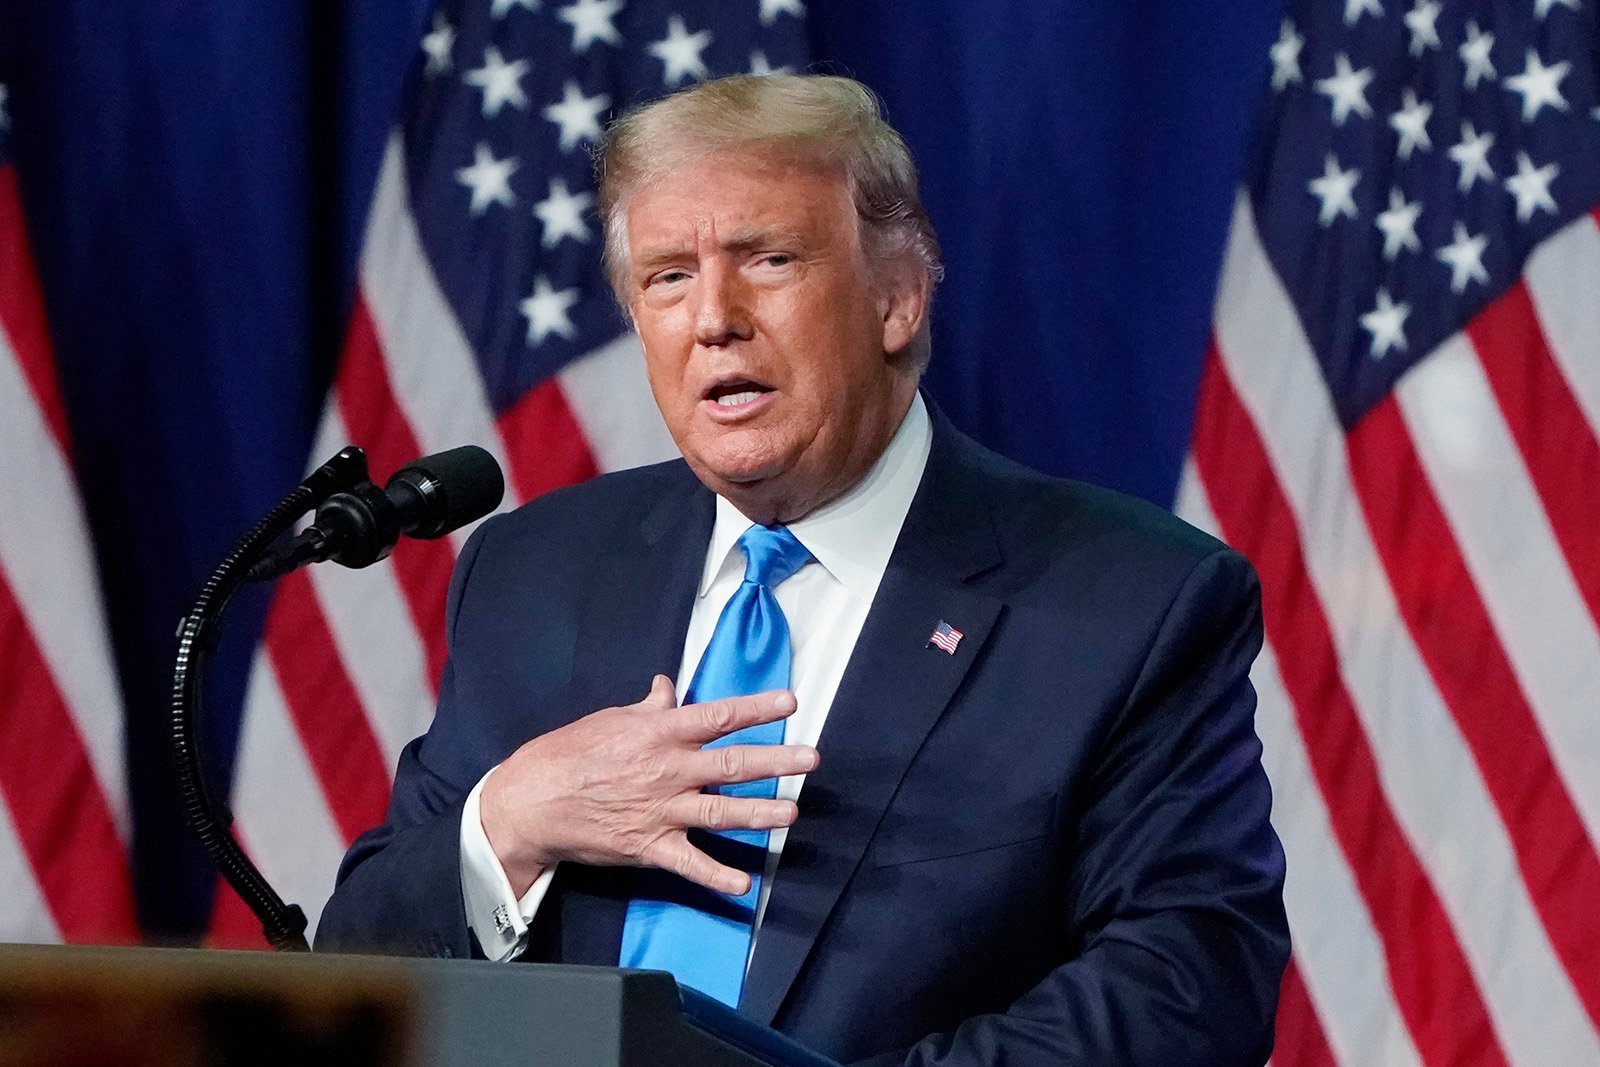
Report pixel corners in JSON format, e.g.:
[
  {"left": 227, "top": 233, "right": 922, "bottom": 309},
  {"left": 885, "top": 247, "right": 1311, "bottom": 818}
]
[{"left": 715, "top": 390, "right": 762, "bottom": 407}]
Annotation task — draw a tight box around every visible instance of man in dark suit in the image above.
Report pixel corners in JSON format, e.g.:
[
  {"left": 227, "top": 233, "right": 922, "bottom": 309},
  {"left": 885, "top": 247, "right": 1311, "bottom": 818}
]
[{"left": 318, "top": 73, "right": 1288, "bottom": 1065}]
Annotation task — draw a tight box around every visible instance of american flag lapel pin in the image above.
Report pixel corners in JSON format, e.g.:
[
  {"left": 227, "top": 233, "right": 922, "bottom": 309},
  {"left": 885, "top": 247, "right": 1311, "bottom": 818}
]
[{"left": 928, "top": 620, "right": 963, "bottom": 655}]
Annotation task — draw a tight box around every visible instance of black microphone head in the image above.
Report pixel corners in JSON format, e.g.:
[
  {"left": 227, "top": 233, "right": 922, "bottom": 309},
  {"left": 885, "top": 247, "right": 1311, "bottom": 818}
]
[{"left": 387, "top": 445, "right": 505, "bottom": 539}]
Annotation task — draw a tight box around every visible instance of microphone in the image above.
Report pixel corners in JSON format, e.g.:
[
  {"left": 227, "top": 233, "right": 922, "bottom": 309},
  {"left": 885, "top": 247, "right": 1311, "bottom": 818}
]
[{"left": 248, "top": 445, "right": 505, "bottom": 581}]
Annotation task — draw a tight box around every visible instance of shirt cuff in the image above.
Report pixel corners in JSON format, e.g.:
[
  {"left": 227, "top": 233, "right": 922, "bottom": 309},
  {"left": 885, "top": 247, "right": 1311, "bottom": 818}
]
[{"left": 459, "top": 767, "right": 557, "bottom": 962}]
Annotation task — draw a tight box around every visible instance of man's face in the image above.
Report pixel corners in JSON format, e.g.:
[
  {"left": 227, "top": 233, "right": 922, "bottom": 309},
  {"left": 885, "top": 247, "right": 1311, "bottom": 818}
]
[{"left": 623, "top": 147, "right": 924, "bottom": 524}]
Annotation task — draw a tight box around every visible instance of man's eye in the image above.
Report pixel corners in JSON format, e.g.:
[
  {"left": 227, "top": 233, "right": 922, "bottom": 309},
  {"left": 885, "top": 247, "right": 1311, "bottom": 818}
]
[
  {"left": 762, "top": 253, "right": 793, "bottom": 267},
  {"left": 650, "top": 270, "right": 689, "bottom": 286}
]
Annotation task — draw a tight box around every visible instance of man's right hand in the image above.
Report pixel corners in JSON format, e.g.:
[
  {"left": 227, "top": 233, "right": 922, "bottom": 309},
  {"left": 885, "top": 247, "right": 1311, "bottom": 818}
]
[{"left": 478, "top": 675, "right": 819, "bottom": 897}]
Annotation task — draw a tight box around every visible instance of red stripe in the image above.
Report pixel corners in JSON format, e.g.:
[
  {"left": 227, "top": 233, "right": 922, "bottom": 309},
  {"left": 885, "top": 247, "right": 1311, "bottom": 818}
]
[
  {"left": 1348, "top": 395, "right": 1600, "bottom": 1028},
  {"left": 1273, "top": 957, "right": 1338, "bottom": 1067},
  {"left": 0, "top": 572, "right": 137, "bottom": 942},
  {"left": 263, "top": 569, "right": 391, "bottom": 845},
  {"left": 1465, "top": 281, "right": 1600, "bottom": 630},
  {"left": 335, "top": 296, "right": 454, "bottom": 689},
  {"left": 496, "top": 377, "right": 599, "bottom": 503},
  {"left": 1192, "top": 348, "right": 1508, "bottom": 1067},
  {"left": 205, "top": 871, "right": 272, "bottom": 950},
  {"left": 0, "top": 165, "right": 72, "bottom": 459}
]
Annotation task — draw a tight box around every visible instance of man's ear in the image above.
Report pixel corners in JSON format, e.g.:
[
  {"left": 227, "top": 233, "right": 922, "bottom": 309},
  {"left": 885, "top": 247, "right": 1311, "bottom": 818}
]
[{"left": 878, "top": 264, "right": 930, "bottom": 359}]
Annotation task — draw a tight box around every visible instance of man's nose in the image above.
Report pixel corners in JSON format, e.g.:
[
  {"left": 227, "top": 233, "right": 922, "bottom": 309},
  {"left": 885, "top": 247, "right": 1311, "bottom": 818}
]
[{"left": 693, "top": 261, "right": 754, "bottom": 347}]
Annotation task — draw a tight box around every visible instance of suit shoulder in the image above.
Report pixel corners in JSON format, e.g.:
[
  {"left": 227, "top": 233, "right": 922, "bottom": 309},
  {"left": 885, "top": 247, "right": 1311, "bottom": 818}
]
[
  {"left": 469, "top": 457, "right": 695, "bottom": 549},
  {"left": 947, "top": 434, "right": 1249, "bottom": 600},
  {"left": 964, "top": 439, "right": 1229, "bottom": 562}
]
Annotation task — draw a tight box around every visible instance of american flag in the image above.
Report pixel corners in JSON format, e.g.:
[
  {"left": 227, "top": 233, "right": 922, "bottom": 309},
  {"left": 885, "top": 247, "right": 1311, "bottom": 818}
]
[
  {"left": 207, "top": 0, "right": 811, "bottom": 944},
  {"left": 928, "top": 620, "right": 963, "bottom": 655},
  {"left": 0, "top": 81, "right": 137, "bottom": 944},
  {"left": 1175, "top": 1, "right": 1600, "bottom": 1064}
]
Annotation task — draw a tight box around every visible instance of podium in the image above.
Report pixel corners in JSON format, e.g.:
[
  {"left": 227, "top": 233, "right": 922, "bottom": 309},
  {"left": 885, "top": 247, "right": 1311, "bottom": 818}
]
[{"left": 0, "top": 945, "right": 840, "bottom": 1066}]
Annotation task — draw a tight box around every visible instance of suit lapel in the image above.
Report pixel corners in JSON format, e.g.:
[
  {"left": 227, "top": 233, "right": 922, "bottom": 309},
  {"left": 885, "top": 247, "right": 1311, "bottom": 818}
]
[
  {"left": 554, "top": 465, "right": 714, "bottom": 967},
  {"left": 740, "top": 417, "right": 1006, "bottom": 1025}
]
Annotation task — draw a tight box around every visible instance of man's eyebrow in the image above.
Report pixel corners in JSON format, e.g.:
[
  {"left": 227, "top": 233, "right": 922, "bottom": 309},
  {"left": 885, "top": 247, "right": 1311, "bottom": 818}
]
[
  {"left": 631, "top": 243, "right": 695, "bottom": 271},
  {"left": 721, "top": 227, "right": 806, "bottom": 251}
]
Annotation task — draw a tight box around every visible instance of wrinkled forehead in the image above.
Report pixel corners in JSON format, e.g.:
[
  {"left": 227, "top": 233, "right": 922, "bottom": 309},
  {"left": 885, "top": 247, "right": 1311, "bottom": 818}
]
[{"left": 622, "top": 146, "right": 858, "bottom": 253}]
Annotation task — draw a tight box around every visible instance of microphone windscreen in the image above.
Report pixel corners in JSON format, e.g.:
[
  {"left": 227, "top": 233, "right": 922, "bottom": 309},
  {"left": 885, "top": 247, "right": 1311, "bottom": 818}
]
[{"left": 389, "top": 445, "right": 505, "bottom": 539}]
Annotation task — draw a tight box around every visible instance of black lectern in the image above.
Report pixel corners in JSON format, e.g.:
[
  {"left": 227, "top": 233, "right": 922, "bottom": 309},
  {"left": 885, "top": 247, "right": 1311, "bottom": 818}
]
[{"left": 0, "top": 944, "right": 840, "bottom": 1066}]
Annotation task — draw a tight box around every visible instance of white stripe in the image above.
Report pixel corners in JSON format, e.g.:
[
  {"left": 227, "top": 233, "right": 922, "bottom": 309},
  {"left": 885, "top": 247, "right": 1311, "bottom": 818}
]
[
  {"left": 0, "top": 334, "right": 128, "bottom": 834},
  {"left": 556, "top": 331, "right": 679, "bottom": 473},
  {"left": 1396, "top": 337, "right": 1600, "bottom": 837},
  {"left": 1524, "top": 213, "right": 1600, "bottom": 434},
  {"left": 360, "top": 135, "right": 513, "bottom": 544},
  {"left": 305, "top": 404, "right": 437, "bottom": 771},
  {"left": 0, "top": 798, "right": 61, "bottom": 944},
  {"left": 231, "top": 658, "right": 350, "bottom": 940},
  {"left": 1177, "top": 466, "right": 1424, "bottom": 1067},
  {"left": 1212, "top": 195, "right": 1600, "bottom": 1065}
]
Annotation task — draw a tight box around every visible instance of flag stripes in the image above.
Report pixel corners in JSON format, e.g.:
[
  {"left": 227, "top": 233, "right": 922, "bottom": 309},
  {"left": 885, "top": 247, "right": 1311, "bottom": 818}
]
[
  {"left": 1525, "top": 213, "right": 1600, "bottom": 434},
  {"left": 1465, "top": 284, "right": 1600, "bottom": 635},
  {"left": 0, "top": 574, "right": 136, "bottom": 943},
  {"left": 264, "top": 569, "right": 393, "bottom": 846},
  {"left": 0, "top": 158, "right": 136, "bottom": 944},
  {"left": 0, "top": 168, "right": 70, "bottom": 455},
  {"left": 1351, "top": 393, "right": 1600, "bottom": 1030},
  {"left": 1190, "top": 347, "right": 1509, "bottom": 1067},
  {"left": 1184, "top": 195, "right": 1600, "bottom": 1064},
  {"left": 1399, "top": 336, "right": 1600, "bottom": 838}
]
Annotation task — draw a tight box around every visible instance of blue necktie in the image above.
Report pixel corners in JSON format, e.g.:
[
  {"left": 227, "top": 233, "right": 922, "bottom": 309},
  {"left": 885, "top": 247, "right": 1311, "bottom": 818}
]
[{"left": 619, "top": 524, "right": 813, "bottom": 1007}]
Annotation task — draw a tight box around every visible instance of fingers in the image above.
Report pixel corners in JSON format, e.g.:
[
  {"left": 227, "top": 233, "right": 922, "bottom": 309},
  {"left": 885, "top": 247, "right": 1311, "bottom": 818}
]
[
  {"left": 666, "top": 793, "right": 800, "bottom": 832},
  {"left": 647, "top": 836, "right": 752, "bottom": 897},
  {"left": 674, "top": 690, "right": 798, "bottom": 744},
  {"left": 688, "top": 743, "right": 819, "bottom": 786}
]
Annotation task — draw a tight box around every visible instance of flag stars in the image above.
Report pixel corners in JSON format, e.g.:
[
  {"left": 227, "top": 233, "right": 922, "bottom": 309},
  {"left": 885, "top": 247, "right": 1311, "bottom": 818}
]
[
  {"left": 465, "top": 47, "right": 531, "bottom": 117},
  {"left": 1345, "top": 0, "right": 1383, "bottom": 25},
  {"left": 759, "top": 0, "right": 806, "bottom": 25},
  {"left": 0, "top": 85, "right": 9, "bottom": 130},
  {"left": 1504, "top": 50, "right": 1570, "bottom": 122},
  {"left": 1534, "top": 0, "right": 1580, "bottom": 17},
  {"left": 558, "top": 0, "right": 624, "bottom": 53},
  {"left": 1448, "top": 122, "right": 1495, "bottom": 191},
  {"left": 1504, "top": 152, "right": 1559, "bottom": 221},
  {"left": 533, "top": 178, "right": 595, "bottom": 247},
  {"left": 1309, "top": 154, "right": 1361, "bottom": 225},
  {"left": 1389, "top": 90, "right": 1432, "bottom": 159},
  {"left": 1436, "top": 223, "right": 1489, "bottom": 292},
  {"left": 1375, "top": 188, "right": 1422, "bottom": 260},
  {"left": 543, "top": 81, "right": 610, "bottom": 151},
  {"left": 750, "top": 51, "right": 792, "bottom": 77},
  {"left": 1459, "top": 22, "right": 1496, "bottom": 90},
  {"left": 1361, "top": 289, "right": 1411, "bottom": 359},
  {"left": 1270, "top": 20, "right": 1304, "bottom": 91},
  {"left": 456, "top": 144, "right": 519, "bottom": 215},
  {"left": 521, "top": 276, "right": 581, "bottom": 345},
  {"left": 649, "top": 16, "right": 713, "bottom": 85},
  {"left": 1317, "top": 54, "right": 1374, "bottom": 126},
  {"left": 421, "top": 17, "right": 456, "bottom": 77},
  {"left": 1403, "top": 0, "right": 1441, "bottom": 57}
]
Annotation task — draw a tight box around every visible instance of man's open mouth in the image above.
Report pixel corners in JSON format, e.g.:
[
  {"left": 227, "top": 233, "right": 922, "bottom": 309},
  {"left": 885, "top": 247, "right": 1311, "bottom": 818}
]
[{"left": 704, "top": 378, "right": 775, "bottom": 408}]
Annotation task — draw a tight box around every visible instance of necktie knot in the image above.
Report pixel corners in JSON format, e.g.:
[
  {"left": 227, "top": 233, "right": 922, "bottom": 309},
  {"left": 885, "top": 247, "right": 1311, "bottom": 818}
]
[{"left": 737, "top": 525, "right": 812, "bottom": 589}]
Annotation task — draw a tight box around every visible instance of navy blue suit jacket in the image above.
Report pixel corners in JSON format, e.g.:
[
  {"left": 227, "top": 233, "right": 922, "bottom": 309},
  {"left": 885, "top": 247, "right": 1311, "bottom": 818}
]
[{"left": 318, "top": 412, "right": 1289, "bottom": 1065}]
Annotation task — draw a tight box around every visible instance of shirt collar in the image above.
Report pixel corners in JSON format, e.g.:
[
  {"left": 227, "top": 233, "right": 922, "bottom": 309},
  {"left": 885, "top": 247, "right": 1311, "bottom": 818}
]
[{"left": 699, "top": 392, "right": 933, "bottom": 603}]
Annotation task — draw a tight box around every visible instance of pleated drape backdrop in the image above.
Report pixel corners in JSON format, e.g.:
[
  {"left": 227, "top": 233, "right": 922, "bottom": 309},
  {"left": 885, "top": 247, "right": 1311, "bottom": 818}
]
[{"left": 4, "top": 1, "right": 1598, "bottom": 1063}]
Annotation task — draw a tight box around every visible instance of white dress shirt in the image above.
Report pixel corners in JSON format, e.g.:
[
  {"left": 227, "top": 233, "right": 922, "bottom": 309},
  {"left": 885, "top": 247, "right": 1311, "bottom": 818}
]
[{"left": 460, "top": 393, "right": 932, "bottom": 962}]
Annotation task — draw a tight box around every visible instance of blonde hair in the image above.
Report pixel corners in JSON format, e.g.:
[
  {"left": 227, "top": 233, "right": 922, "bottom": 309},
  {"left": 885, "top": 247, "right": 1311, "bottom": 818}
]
[{"left": 594, "top": 74, "right": 943, "bottom": 333}]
